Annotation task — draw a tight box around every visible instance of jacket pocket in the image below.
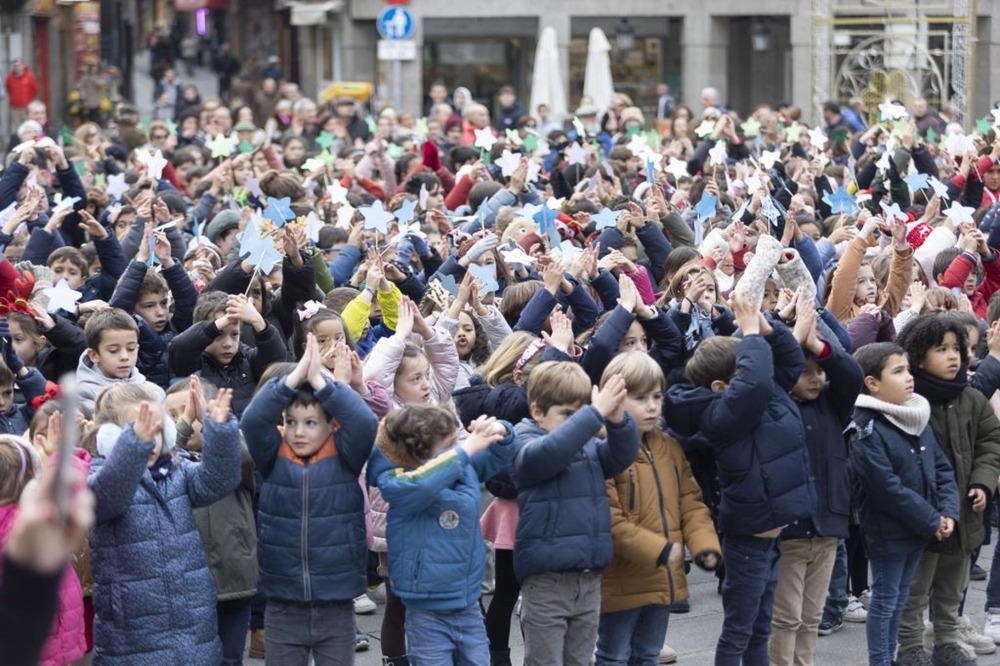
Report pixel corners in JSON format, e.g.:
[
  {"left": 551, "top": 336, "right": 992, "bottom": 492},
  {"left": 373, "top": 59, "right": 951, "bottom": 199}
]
[{"left": 827, "top": 455, "right": 850, "bottom": 516}]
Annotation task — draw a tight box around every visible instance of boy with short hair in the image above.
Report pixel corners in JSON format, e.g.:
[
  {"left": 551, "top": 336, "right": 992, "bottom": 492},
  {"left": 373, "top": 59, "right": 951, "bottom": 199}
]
[
  {"left": 664, "top": 292, "right": 815, "bottom": 666},
  {"left": 33, "top": 210, "right": 126, "bottom": 305},
  {"left": 0, "top": 319, "right": 46, "bottom": 434},
  {"left": 167, "top": 290, "right": 285, "bottom": 416},
  {"left": 76, "top": 307, "right": 166, "bottom": 412},
  {"left": 511, "top": 360, "right": 639, "bottom": 666},
  {"left": 109, "top": 226, "right": 199, "bottom": 389}
]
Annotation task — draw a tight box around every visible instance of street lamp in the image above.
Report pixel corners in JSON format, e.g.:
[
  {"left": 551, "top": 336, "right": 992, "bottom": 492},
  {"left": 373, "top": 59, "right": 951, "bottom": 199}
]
[
  {"left": 751, "top": 19, "right": 771, "bottom": 52},
  {"left": 615, "top": 18, "right": 636, "bottom": 52}
]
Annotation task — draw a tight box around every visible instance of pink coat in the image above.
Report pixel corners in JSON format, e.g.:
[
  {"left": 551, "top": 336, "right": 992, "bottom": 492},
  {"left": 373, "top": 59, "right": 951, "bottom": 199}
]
[
  {"left": 0, "top": 505, "right": 87, "bottom": 666},
  {"left": 480, "top": 498, "right": 519, "bottom": 551}
]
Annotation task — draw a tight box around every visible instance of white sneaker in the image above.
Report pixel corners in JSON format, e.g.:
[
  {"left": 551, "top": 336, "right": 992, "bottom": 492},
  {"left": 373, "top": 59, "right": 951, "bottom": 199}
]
[
  {"left": 353, "top": 593, "right": 376, "bottom": 615},
  {"left": 959, "top": 615, "right": 997, "bottom": 654},
  {"left": 367, "top": 582, "right": 386, "bottom": 604},
  {"left": 923, "top": 620, "right": 934, "bottom": 651},
  {"left": 844, "top": 596, "right": 867, "bottom": 623},
  {"left": 858, "top": 588, "right": 871, "bottom": 610},
  {"left": 658, "top": 643, "right": 678, "bottom": 664},
  {"left": 983, "top": 608, "right": 1000, "bottom": 644}
]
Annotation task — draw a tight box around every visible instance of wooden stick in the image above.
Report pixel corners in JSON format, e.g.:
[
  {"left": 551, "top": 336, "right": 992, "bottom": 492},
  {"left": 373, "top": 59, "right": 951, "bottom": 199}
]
[{"left": 244, "top": 266, "right": 260, "bottom": 298}]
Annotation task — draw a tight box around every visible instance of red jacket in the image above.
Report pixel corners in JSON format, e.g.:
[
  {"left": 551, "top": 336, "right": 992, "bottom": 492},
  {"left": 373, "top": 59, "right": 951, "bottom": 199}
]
[
  {"left": 949, "top": 155, "right": 1000, "bottom": 209},
  {"left": 5, "top": 68, "right": 39, "bottom": 109},
  {"left": 940, "top": 250, "right": 1000, "bottom": 320}
]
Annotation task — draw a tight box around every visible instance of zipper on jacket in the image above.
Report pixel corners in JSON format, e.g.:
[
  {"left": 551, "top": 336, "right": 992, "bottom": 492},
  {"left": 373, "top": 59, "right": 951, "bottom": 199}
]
[
  {"left": 628, "top": 468, "right": 636, "bottom": 513},
  {"left": 301, "top": 468, "right": 311, "bottom": 601},
  {"left": 645, "top": 445, "right": 677, "bottom": 605}
]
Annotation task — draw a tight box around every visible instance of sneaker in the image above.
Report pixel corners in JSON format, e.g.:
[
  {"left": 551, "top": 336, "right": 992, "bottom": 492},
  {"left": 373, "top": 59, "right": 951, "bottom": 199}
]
[
  {"left": 355, "top": 633, "right": 370, "bottom": 652},
  {"left": 817, "top": 615, "right": 843, "bottom": 636},
  {"left": 983, "top": 608, "right": 1000, "bottom": 644},
  {"left": 844, "top": 597, "right": 867, "bottom": 623},
  {"left": 858, "top": 588, "right": 871, "bottom": 610},
  {"left": 971, "top": 563, "right": 988, "bottom": 581},
  {"left": 353, "top": 593, "right": 376, "bottom": 615},
  {"left": 658, "top": 643, "right": 678, "bottom": 664},
  {"left": 924, "top": 620, "right": 935, "bottom": 651},
  {"left": 959, "top": 615, "right": 996, "bottom": 654},
  {"left": 248, "top": 629, "right": 265, "bottom": 659},
  {"left": 367, "top": 582, "right": 386, "bottom": 604},
  {"left": 931, "top": 642, "right": 976, "bottom": 666},
  {"left": 897, "top": 645, "right": 933, "bottom": 666}
]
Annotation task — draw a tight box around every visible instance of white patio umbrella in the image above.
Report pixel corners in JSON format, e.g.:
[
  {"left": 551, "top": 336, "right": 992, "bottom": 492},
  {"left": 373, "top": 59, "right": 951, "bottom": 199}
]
[
  {"left": 529, "top": 26, "right": 568, "bottom": 121},
  {"left": 583, "top": 27, "right": 615, "bottom": 114}
]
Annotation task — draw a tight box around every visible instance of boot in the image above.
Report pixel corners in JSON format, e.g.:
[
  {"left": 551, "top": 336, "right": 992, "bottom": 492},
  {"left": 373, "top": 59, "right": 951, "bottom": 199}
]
[
  {"left": 490, "top": 649, "right": 513, "bottom": 666},
  {"left": 248, "top": 629, "right": 265, "bottom": 659},
  {"left": 382, "top": 656, "right": 410, "bottom": 666}
]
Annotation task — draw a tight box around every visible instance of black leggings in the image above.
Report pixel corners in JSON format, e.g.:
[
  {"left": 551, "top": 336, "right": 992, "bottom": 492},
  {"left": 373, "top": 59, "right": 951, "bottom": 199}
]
[
  {"left": 485, "top": 549, "right": 521, "bottom": 651},
  {"left": 382, "top": 578, "right": 407, "bottom": 658},
  {"left": 847, "top": 523, "right": 869, "bottom": 597}
]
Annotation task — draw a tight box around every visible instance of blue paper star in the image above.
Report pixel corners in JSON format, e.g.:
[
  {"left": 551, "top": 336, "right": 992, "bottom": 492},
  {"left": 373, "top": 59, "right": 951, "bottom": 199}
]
[
  {"left": 592, "top": 208, "right": 621, "bottom": 230},
  {"left": 468, "top": 262, "right": 500, "bottom": 297},
  {"left": 695, "top": 194, "right": 718, "bottom": 222},
  {"left": 545, "top": 224, "right": 562, "bottom": 250},
  {"left": 263, "top": 197, "right": 294, "bottom": 227},
  {"left": 534, "top": 206, "right": 558, "bottom": 234},
  {"left": 147, "top": 235, "right": 160, "bottom": 267},
  {"left": 646, "top": 159, "right": 655, "bottom": 184},
  {"left": 434, "top": 273, "right": 460, "bottom": 297},
  {"left": 394, "top": 199, "right": 418, "bottom": 226},
  {"left": 241, "top": 231, "right": 283, "bottom": 274},
  {"left": 904, "top": 172, "right": 930, "bottom": 193},
  {"left": 822, "top": 186, "right": 857, "bottom": 215},
  {"left": 359, "top": 201, "right": 394, "bottom": 234}
]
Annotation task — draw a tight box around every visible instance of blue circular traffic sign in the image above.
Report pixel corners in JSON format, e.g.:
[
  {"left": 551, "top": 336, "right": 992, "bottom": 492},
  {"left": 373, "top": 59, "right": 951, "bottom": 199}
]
[{"left": 376, "top": 6, "right": 414, "bottom": 41}]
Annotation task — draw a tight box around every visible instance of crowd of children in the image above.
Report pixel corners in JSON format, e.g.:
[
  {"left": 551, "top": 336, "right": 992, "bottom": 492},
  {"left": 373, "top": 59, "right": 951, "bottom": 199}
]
[{"left": 5, "top": 78, "right": 1000, "bottom": 666}]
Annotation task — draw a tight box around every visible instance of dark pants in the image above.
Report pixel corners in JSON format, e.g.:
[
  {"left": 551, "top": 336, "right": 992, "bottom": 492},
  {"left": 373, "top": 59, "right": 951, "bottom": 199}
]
[
  {"left": 715, "top": 534, "right": 781, "bottom": 666},
  {"left": 847, "top": 524, "right": 869, "bottom": 597},
  {"left": 485, "top": 549, "right": 521, "bottom": 653},
  {"left": 218, "top": 598, "right": 252, "bottom": 666},
  {"left": 382, "top": 577, "right": 407, "bottom": 658},
  {"left": 595, "top": 604, "right": 670, "bottom": 666},
  {"left": 264, "top": 599, "right": 354, "bottom": 665}
]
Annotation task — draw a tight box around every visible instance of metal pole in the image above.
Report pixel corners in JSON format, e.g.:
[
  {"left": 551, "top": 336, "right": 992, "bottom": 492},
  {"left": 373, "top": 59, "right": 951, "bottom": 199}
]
[{"left": 391, "top": 58, "right": 401, "bottom": 110}]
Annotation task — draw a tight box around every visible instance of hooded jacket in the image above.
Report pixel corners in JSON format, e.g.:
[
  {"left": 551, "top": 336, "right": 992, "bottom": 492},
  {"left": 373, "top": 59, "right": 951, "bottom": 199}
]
[
  {"left": 76, "top": 351, "right": 166, "bottom": 415},
  {"left": 663, "top": 323, "right": 815, "bottom": 536}
]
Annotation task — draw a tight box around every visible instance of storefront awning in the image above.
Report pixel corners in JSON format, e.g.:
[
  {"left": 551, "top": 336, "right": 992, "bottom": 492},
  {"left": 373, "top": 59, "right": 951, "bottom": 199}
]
[{"left": 287, "top": 0, "right": 342, "bottom": 26}]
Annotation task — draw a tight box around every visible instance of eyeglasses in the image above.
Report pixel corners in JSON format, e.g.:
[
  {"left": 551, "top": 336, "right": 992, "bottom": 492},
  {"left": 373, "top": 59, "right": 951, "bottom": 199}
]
[{"left": 151, "top": 133, "right": 168, "bottom": 140}]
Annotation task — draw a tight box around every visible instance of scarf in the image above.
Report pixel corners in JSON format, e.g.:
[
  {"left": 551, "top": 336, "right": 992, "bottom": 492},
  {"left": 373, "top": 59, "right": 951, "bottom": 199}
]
[
  {"left": 913, "top": 366, "right": 967, "bottom": 405},
  {"left": 855, "top": 393, "right": 931, "bottom": 436},
  {"left": 669, "top": 297, "right": 714, "bottom": 351}
]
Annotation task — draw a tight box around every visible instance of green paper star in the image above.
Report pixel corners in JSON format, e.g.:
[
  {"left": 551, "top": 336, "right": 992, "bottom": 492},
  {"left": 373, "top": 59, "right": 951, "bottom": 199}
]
[
  {"left": 415, "top": 117, "right": 429, "bottom": 140},
  {"left": 572, "top": 117, "right": 586, "bottom": 139},
  {"left": 207, "top": 133, "right": 235, "bottom": 159},
  {"left": 318, "top": 150, "right": 336, "bottom": 166},
  {"left": 977, "top": 116, "right": 992, "bottom": 135},
  {"left": 892, "top": 120, "right": 908, "bottom": 135},
  {"left": 741, "top": 118, "right": 762, "bottom": 138},
  {"left": 365, "top": 116, "right": 377, "bottom": 135},
  {"left": 94, "top": 173, "right": 106, "bottom": 188},
  {"left": 832, "top": 128, "right": 848, "bottom": 145},
  {"left": 926, "top": 127, "right": 938, "bottom": 145},
  {"left": 73, "top": 161, "right": 87, "bottom": 178},
  {"left": 141, "top": 117, "right": 151, "bottom": 136},
  {"left": 316, "top": 132, "right": 336, "bottom": 151},
  {"left": 387, "top": 143, "right": 404, "bottom": 160},
  {"left": 238, "top": 140, "right": 254, "bottom": 154},
  {"left": 523, "top": 131, "right": 539, "bottom": 153},
  {"left": 505, "top": 128, "right": 522, "bottom": 146},
  {"left": 643, "top": 130, "right": 661, "bottom": 151},
  {"left": 785, "top": 124, "right": 804, "bottom": 142},
  {"left": 481, "top": 147, "right": 492, "bottom": 166},
  {"left": 694, "top": 119, "right": 715, "bottom": 139},
  {"left": 166, "top": 119, "right": 178, "bottom": 136},
  {"left": 626, "top": 126, "right": 641, "bottom": 137}
]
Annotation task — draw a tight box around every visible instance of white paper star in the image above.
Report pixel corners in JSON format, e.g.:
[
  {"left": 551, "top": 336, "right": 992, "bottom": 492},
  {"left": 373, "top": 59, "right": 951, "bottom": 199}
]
[
  {"left": 626, "top": 134, "right": 649, "bottom": 157},
  {"left": 992, "top": 108, "right": 1000, "bottom": 128},
  {"left": 496, "top": 150, "right": 521, "bottom": 177},
  {"left": 474, "top": 127, "right": 497, "bottom": 152},
  {"left": 336, "top": 204, "right": 355, "bottom": 230},
  {"left": 928, "top": 176, "right": 950, "bottom": 200},
  {"left": 566, "top": 142, "right": 588, "bottom": 167},
  {"left": 665, "top": 158, "right": 689, "bottom": 181},
  {"left": 141, "top": 150, "right": 168, "bottom": 181},
  {"left": 106, "top": 173, "right": 129, "bottom": 201},
  {"left": 880, "top": 201, "right": 907, "bottom": 225},
  {"left": 52, "top": 196, "right": 81, "bottom": 214},
  {"left": 808, "top": 127, "right": 828, "bottom": 151},
  {"left": 759, "top": 149, "right": 781, "bottom": 171},
  {"left": 944, "top": 200, "right": 976, "bottom": 227},
  {"left": 499, "top": 246, "right": 535, "bottom": 268},
  {"left": 327, "top": 179, "right": 349, "bottom": 206},
  {"left": 876, "top": 151, "right": 892, "bottom": 172},
  {"left": 945, "top": 133, "right": 977, "bottom": 156},
  {"left": 418, "top": 184, "right": 430, "bottom": 209},
  {"left": 556, "top": 240, "right": 583, "bottom": 259},
  {"left": 879, "top": 100, "right": 909, "bottom": 122},
  {"left": 43, "top": 279, "right": 83, "bottom": 314},
  {"left": 525, "top": 160, "right": 541, "bottom": 184},
  {"left": 546, "top": 197, "right": 565, "bottom": 211},
  {"left": 302, "top": 157, "right": 327, "bottom": 173},
  {"left": 304, "top": 211, "right": 324, "bottom": 243},
  {"left": 709, "top": 140, "right": 728, "bottom": 167},
  {"left": 359, "top": 200, "right": 394, "bottom": 234}
]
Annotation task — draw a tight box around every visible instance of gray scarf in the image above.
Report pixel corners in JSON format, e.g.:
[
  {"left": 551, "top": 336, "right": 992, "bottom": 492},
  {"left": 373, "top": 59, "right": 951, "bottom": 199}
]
[{"left": 855, "top": 393, "right": 931, "bottom": 436}]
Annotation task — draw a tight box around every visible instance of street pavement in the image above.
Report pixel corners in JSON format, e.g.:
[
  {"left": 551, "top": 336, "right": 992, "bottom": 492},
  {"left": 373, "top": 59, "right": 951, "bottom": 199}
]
[
  {"left": 244, "top": 541, "right": 1000, "bottom": 665},
  {"left": 131, "top": 50, "right": 218, "bottom": 119}
]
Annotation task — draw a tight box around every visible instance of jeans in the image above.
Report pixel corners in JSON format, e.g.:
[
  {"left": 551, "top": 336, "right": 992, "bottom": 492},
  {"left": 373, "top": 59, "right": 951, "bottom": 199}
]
[
  {"left": 715, "top": 534, "right": 781, "bottom": 666},
  {"left": 866, "top": 549, "right": 923, "bottom": 666},
  {"left": 264, "top": 599, "right": 354, "bottom": 666},
  {"left": 406, "top": 602, "right": 489, "bottom": 666},
  {"left": 595, "top": 604, "right": 670, "bottom": 666},
  {"left": 217, "top": 598, "right": 252, "bottom": 666},
  {"left": 821, "top": 539, "right": 849, "bottom": 624}
]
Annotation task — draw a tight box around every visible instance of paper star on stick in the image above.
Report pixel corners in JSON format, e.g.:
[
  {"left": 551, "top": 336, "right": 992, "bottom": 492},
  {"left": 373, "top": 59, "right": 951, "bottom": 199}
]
[
  {"left": 695, "top": 193, "right": 718, "bottom": 222},
  {"left": 904, "top": 172, "right": 930, "bottom": 193},
  {"left": 665, "top": 158, "right": 689, "bottom": 181},
  {"left": 316, "top": 131, "right": 337, "bottom": 151},
  {"left": 474, "top": 128, "right": 498, "bottom": 152},
  {"left": 393, "top": 199, "right": 418, "bottom": 226},
  {"left": 694, "top": 119, "right": 715, "bottom": 139},
  {"left": 709, "top": 141, "right": 728, "bottom": 167},
  {"left": 106, "top": 173, "right": 129, "bottom": 201},
  {"left": 496, "top": 150, "right": 522, "bottom": 178},
  {"left": 434, "top": 273, "right": 460, "bottom": 297},
  {"left": 244, "top": 176, "right": 263, "bottom": 199},
  {"left": 141, "top": 150, "right": 168, "bottom": 180},
  {"left": 505, "top": 128, "right": 522, "bottom": 147},
  {"left": 525, "top": 160, "right": 541, "bottom": 184},
  {"left": 468, "top": 262, "right": 500, "bottom": 297},
  {"left": 263, "top": 196, "right": 295, "bottom": 227},
  {"left": 880, "top": 201, "right": 907, "bottom": 225},
  {"left": 418, "top": 184, "right": 430, "bottom": 209},
  {"left": 572, "top": 117, "right": 587, "bottom": 140},
  {"left": 302, "top": 157, "right": 328, "bottom": 173},
  {"left": 499, "top": 246, "right": 535, "bottom": 269},
  {"left": 336, "top": 204, "right": 356, "bottom": 229},
  {"left": 304, "top": 211, "right": 325, "bottom": 243},
  {"left": 946, "top": 133, "right": 977, "bottom": 156},
  {"left": 741, "top": 117, "right": 762, "bottom": 138},
  {"left": 52, "top": 196, "right": 81, "bottom": 214},
  {"left": 592, "top": 208, "right": 621, "bottom": 230},
  {"left": 359, "top": 200, "right": 394, "bottom": 234},
  {"left": 43, "top": 279, "right": 83, "bottom": 314},
  {"left": 326, "top": 179, "right": 349, "bottom": 206},
  {"left": 822, "top": 186, "right": 856, "bottom": 215},
  {"left": 944, "top": 200, "right": 976, "bottom": 227},
  {"left": 546, "top": 197, "right": 565, "bottom": 211},
  {"left": 759, "top": 149, "right": 781, "bottom": 171},
  {"left": 207, "top": 133, "right": 236, "bottom": 159},
  {"left": 876, "top": 151, "right": 892, "bottom": 172},
  {"left": 414, "top": 118, "right": 429, "bottom": 140},
  {"left": 928, "top": 176, "right": 950, "bottom": 200},
  {"left": 241, "top": 232, "right": 283, "bottom": 275},
  {"left": 808, "top": 127, "right": 828, "bottom": 150},
  {"left": 879, "top": 101, "right": 909, "bottom": 122},
  {"left": 626, "top": 134, "right": 649, "bottom": 156},
  {"left": 566, "top": 142, "right": 588, "bottom": 166},
  {"left": 557, "top": 240, "right": 584, "bottom": 259}
]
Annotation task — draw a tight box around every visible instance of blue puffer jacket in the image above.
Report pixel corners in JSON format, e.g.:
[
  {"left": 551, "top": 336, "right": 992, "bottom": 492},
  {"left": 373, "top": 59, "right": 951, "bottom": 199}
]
[
  {"left": 88, "top": 416, "right": 242, "bottom": 665},
  {"left": 848, "top": 406, "right": 960, "bottom": 557},
  {"left": 511, "top": 405, "right": 639, "bottom": 581},
  {"left": 241, "top": 378, "right": 378, "bottom": 603},
  {"left": 368, "top": 424, "right": 514, "bottom": 611},
  {"left": 0, "top": 367, "right": 46, "bottom": 435},
  {"left": 664, "top": 323, "right": 815, "bottom": 537}
]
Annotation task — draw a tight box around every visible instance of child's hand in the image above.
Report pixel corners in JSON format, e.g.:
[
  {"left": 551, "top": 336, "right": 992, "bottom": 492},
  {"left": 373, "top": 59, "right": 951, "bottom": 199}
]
[
  {"left": 206, "top": 389, "right": 233, "bottom": 423},
  {"left": 304, "top": 333, "right": 327, "bottom": 390},
  {"left": 408, "top": 298, "right": 434, "bottom": 340},
  {"left": 152, "top": 231, "right": 173, "bottom": 267},
  {"left": 541, "top": 309, "right": 574, "bottom": 353},
  {"left": 185, "top": 375, "right": 206, "bottom": 425},
  {"left": 667, "top": 542, "right": 684, "bottom": 566},
  {"left": 461, "top": 416, "right": 507, "bottom": 456},
  {"left": 617, "top": 273, "right": 638, "bottom": 313},
  {"left": 937, "top": 516, "right": 955, "bottom": 540},
  {"left": 592, "top": 373, "right": 628, "bottom": 423},
  {"left": 286, "top": 337, "right": 313, "bottom": 389},
  {"left": 330, "top": 340, "right": 353, "bottom": 384},
  {"left": 133, "top": 402, "right": 162, "bottom": 443},
  {"left": 41, "top": 410, "right": 63, "bottom": 457},
  {"left": 227, "top": 294, "right": 265, "bottom": 332},
  {"left": 394, "top": 297, "right": 414, "bottom": 339},
  {"left": 970, "top": 487, "right": 988, "bottom": 512},
  {"left": 729, "top": 292, "right": 760, "bottom": 335},
  {"left": 77, "top": 210, "right": 108, "bottom": 240},
  {"left": 701, "top": 552, "right": 719, "bottom": 570}
]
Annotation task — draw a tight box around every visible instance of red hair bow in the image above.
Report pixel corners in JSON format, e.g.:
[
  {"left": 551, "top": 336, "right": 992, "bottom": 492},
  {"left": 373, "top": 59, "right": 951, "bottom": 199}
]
[{"left": 31, "top": 382, "right": 61, "bottom": 411}]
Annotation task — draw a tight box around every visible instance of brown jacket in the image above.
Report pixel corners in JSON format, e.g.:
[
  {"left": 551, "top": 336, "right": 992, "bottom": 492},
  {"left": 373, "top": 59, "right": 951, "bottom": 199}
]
[
  {"left": 601, "top": 432, "right": 720, "bottom": 614},
  {"left": 827, "top": 236, "right": 913, "bottom": 323}
]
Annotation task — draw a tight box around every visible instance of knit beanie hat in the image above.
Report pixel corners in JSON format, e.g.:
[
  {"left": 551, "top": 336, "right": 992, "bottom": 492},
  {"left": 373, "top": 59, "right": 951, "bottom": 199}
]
[
  {"left": 518, "top": 232, "right": 543, "bottom": 254},
  {"left": 205, "top": 210, "right": 240, "bottom": 243}
]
